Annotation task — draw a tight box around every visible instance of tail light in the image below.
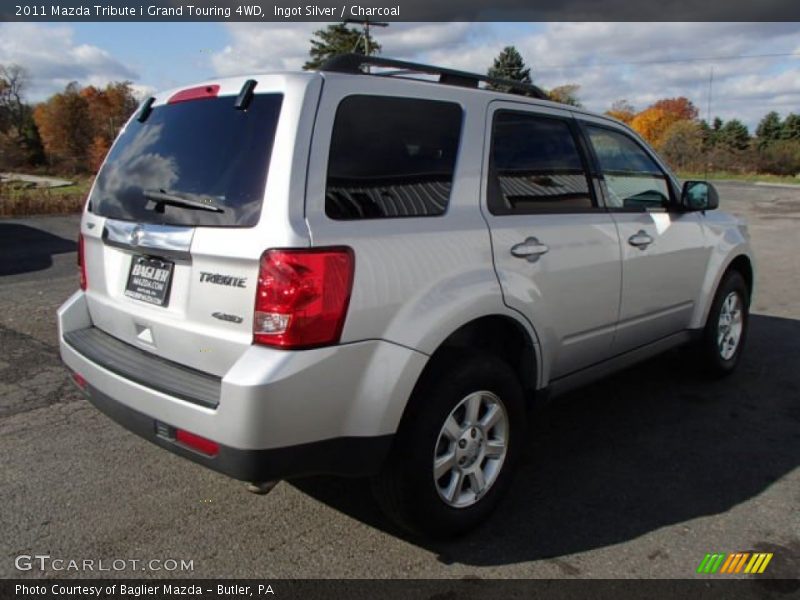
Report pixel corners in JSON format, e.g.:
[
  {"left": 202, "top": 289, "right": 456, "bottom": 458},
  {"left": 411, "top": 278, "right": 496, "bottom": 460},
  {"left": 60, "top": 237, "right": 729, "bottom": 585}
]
[
  {"left": 254, "top": 248, "right": 355, "bottom": 349},
  {"left": 78, "top": 234, "right": 87, "bottom": 291}
]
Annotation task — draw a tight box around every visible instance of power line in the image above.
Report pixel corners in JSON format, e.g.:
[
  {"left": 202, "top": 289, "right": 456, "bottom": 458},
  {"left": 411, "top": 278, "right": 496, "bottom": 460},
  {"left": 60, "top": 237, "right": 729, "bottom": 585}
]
[
  {"left": 705, "top": 66, "right": 713, "bottom": 180},
  {"left": 535, "top": 51, "right": 800, "bottom": 71}
]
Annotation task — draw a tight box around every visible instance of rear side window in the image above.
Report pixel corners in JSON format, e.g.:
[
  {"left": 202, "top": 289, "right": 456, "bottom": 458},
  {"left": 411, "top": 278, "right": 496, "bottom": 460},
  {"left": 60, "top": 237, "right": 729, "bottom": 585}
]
[
  {"left": 89, "top": 93, "right": 283, "bottom": 227},
  {"left": 325, "top": 96, "right": 463, "bottom": 220},
  {"left": 489, "top": 112, "right": 594, "bottom": 214}
]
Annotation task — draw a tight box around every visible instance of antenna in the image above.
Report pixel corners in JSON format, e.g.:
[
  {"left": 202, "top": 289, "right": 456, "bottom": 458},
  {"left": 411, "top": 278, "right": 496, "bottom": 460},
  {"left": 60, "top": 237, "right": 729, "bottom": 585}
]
[
  {"left": 705, "top": 66, "right": 714, "bottom": 180},
  {"left": 344, "top": 17, "right": 388, "bottom": 60}
]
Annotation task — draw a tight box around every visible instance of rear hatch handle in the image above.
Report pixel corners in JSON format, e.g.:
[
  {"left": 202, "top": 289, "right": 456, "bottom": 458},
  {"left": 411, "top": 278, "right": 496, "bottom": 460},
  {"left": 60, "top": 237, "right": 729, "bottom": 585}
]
[{"left": 103, "top": 220, "right": 195, "bottom": 261}]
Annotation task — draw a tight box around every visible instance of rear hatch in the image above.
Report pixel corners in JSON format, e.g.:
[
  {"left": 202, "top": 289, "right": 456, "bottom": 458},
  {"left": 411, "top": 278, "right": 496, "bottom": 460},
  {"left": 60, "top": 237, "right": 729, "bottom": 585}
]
[{"left": 81, "top": 75, "right": 316, "bottom": 377}]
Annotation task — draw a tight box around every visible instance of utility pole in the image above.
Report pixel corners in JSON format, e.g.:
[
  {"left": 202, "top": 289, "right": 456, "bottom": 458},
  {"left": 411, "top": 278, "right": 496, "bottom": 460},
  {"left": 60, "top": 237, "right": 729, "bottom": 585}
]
[
  {"left": 344, "top": 17, "right": 388, "bottom": 57},
  {"left": 705, "top": 66, "right": 714, "bottom": 179}
]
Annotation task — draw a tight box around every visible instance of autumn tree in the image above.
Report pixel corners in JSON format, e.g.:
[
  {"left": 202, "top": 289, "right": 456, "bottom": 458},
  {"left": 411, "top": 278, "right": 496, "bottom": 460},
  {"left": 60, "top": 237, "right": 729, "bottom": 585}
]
[
  {"left": 81, "top": 82, "right": 138, "bottom": 140},
  {"left": 33, "top": 82, "right": 93, "bottom": 172},
  {"left": 0, "top": 64, "right": 27, "bottom": 132},
  {"left": 548, "top": 84, "right": 581, "bottom": 107},
  {"left": 33, "top": 80, "right": 138, "bottom": 172},
  {"left": 487, "top": 46, "right": 532, "bottom": 91},
  {"left": 606, "top": 99, "right": 636, "bottom": 124},
  {"left": 303, "top": 24, "right": 381, "bottom": 70},
  {"left": 629, "top": 108, "right": 673, "bottom": 146},
  {"left": 629, "top": 97, "right": 700, "bottom": 148},
  {"left": 80, "top": 81, "right": 138, "bottom": 171},
  {"left": 659, "top": 120, "right": 705, "bottom": 171},
  {"left": 650, "top": 97, "right": 698, "bottom": 121},
  {"left": 0, "top": 64, "right": 44, "bottom": 168}
]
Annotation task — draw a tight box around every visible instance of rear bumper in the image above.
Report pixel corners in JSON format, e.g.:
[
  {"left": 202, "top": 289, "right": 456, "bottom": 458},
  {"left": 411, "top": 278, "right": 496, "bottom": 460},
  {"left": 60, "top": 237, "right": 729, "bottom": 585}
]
[
  {"left": 85, "top": 383, "right": 392, "bottom": 481},
  {"left": 57, "top": 290, "right": 427, "bottom": 481}
]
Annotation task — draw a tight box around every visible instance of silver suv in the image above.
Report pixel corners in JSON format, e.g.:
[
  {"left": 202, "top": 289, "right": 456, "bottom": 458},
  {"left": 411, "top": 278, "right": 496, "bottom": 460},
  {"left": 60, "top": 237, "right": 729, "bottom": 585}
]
[{"left": 58, "top": 55, "right": 754, "bottom": 537}]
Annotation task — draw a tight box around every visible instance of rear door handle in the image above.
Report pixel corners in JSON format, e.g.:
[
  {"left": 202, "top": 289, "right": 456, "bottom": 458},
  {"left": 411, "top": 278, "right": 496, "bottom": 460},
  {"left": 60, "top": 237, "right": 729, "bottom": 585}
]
[
  {"left": 628, "top": 230, "right": 654, "bottom": 249},
  {"left": 511, "top": 237, "right": 550, "bottom": 262}
]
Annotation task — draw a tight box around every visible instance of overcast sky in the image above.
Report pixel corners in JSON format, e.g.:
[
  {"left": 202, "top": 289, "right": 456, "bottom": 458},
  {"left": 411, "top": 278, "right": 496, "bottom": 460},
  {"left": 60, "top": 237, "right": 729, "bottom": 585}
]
[{"left": 1, "top": 21, "right": 798, "bottom": 131}]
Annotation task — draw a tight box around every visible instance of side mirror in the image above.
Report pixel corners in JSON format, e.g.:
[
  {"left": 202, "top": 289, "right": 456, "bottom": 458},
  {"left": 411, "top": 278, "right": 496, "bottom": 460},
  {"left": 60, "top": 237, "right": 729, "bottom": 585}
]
[{"left": 681, "top": 180, "right": 719, "bottom": 211}]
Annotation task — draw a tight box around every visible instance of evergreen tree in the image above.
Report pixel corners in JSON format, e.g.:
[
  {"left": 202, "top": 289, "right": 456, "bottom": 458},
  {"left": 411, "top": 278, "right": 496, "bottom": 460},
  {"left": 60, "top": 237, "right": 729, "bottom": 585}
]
[
  {"left": 303, "top": 24, "right": 381, "bottom": 71},
  {"left": 698, "top": 119, "right": 714, "bottom": 148},
  {"left": 717, "top": 119, "right": 750, "bottom": 151},
  {"left": 781, "top": 113, "right": 800, "bottom": 140},
  {"left": 487, "top": 46, "right": 532, "bottom": 91},
  {"left": 755, "top": 111, "right": 783, "bottom": 145}
]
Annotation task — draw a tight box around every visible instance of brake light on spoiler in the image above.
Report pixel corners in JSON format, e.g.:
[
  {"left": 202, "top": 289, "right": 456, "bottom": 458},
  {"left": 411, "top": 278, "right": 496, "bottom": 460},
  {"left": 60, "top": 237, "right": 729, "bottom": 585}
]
[{"left": 167, "top": 84, "right": 220, "bottom": 104}]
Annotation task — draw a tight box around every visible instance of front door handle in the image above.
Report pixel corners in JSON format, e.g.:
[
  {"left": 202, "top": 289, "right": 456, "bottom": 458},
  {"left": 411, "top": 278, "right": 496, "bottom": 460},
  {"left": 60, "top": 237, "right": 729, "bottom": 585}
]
[
  {"left": 511, "top": 237, "right": 550, "bottom": 262},
  {"left": 628, "top": 230, "right": 654, "bottom": 249}
]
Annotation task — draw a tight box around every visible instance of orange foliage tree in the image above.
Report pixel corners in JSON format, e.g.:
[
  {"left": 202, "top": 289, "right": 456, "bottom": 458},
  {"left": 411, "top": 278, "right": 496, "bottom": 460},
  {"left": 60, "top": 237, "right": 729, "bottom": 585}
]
[
  {"left": 33, "top": 82, "right": 93, "bottom": 173},
  {"left": 651, "top": 97, "right": 698, "bottom": 121},
  {"left": 34, "top": 81, "right": 138, "bottom": 172},
  {"left": 628, "top": 97, "right": 699, "bottom": 147},
  {"left": 606, "top": 99, "right": 636, "bottom": 124}
]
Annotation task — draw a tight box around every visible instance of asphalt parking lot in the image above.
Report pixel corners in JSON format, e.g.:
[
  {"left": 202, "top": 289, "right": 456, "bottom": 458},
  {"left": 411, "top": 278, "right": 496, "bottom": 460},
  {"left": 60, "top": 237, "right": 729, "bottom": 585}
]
[{"left": 1, "top": 183, "right": 798, "bottom": 581}]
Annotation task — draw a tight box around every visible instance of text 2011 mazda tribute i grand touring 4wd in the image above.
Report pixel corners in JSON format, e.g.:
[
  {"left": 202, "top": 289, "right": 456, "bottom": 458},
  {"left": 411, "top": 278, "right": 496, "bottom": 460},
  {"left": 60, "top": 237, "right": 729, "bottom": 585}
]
[{"left": 58, "top": 55, "right": 754, "bottom": 537}]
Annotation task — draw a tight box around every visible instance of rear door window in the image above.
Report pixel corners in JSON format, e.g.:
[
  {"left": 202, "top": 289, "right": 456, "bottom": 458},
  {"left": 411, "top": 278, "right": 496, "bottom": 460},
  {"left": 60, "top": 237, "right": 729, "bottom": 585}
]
[
  {"left": 325, "top": 95, "right": 463, "bottom": 220},
  {"left": 89, "top": 94, "right": 283, "bottom": 227},
  {"left": 489, "top": 111, "right": 594, "bottom": 214}
]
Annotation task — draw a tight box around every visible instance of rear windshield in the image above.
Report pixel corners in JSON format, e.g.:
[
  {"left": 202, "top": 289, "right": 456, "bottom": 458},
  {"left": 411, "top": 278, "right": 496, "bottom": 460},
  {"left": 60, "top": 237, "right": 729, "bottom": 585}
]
[{"left": 89, "top": 93, "right": 283, "bottom": 227}]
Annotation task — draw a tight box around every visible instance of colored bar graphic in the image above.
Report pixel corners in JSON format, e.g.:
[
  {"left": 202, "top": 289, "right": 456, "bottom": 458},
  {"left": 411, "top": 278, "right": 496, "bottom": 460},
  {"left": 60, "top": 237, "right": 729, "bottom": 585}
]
[
  {"left": 719, "top": 554, "right": 736, "bottom": 573},
  {"left": 758, "top": 554, "right": 773, "bottom": 573},
  {"left": 697, "top": 553, "right": 727, "bottom": 573},
  {"left": 698, "top": 552, "right": 773, "bottom": 574},
  {"left": 744, "top": 553, "right": 774, "bottom": 574},
  {"left": 697, "top": 554, "right": 712, "bottom": 573},
  {"left": 734, "top": 553, "right": 750, "bottom": 573}
]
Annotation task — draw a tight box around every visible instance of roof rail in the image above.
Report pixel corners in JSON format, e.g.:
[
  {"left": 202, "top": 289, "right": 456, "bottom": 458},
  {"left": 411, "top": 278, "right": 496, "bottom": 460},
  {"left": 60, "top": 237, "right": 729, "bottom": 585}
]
[{"left": 320, "top": 53, "right": 549, "bottom": 100}]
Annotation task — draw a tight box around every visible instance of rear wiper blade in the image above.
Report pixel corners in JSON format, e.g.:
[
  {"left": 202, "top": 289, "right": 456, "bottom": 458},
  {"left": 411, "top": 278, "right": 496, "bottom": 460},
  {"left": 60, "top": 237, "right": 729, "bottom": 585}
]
[{"left": 143, "top": 189, "right": 224, "bottom": 213}]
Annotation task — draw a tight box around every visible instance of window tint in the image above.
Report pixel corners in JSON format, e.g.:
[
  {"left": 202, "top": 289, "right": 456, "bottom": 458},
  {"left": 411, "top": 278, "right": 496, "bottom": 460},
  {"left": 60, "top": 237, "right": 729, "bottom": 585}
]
[
  {"left": 325, "top": 96, "right": 462, "bottom": 220},
  {"left": 489, "top": 112, "right": 593, "bottom": 214},
  {"left": 90, "top": 94, "right": 283, "bottom": 227},
  {"left": 586, "top": 126, "right": 671, "bottom": 210}
]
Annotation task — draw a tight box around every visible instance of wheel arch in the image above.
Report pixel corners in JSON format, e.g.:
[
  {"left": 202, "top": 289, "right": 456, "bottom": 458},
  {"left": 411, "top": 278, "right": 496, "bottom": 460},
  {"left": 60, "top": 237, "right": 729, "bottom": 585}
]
[
  {"left": 725, "top": 254, "right": 754, "bottom": 303},
  {"left": 693, "top": 250, "right": 755, "bottom": 329},
  {"left": 394, "top": 313, "right": 540, "bottom": 434}
]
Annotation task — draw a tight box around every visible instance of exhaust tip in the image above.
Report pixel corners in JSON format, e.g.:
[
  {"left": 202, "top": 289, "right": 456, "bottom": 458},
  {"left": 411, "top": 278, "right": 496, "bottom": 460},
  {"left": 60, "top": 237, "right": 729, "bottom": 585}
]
[{"left": 245, "top": 480, "right": 280, "bottom": 495}]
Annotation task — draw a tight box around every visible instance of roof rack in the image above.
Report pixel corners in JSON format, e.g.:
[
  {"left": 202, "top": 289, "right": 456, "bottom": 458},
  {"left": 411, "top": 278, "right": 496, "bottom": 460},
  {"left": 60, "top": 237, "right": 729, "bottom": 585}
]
[{"left": 320, "top": 53, "right": 549, "bottom": 100}]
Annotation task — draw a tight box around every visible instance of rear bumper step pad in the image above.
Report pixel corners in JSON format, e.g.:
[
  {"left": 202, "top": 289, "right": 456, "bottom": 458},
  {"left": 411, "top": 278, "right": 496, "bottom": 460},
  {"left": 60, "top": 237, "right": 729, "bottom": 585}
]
[{"left": 63, "top": 327, "right": 221, "bottom": 409}]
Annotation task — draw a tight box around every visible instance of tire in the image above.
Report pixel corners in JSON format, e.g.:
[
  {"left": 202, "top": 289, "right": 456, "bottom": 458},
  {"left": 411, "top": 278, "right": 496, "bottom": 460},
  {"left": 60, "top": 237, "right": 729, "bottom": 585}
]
[
  {"left": 697, "top": 270, "right": 749, "bottom": 377},
  {"left": 372, "top": 352, "right": 526, "bottom": 538}
]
